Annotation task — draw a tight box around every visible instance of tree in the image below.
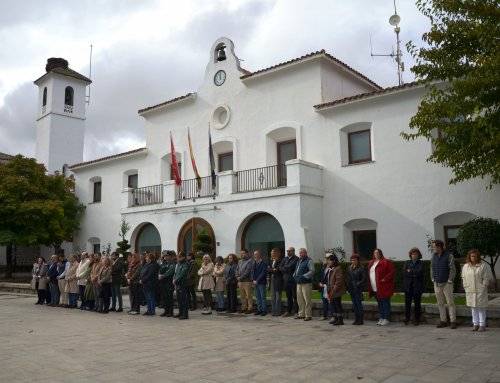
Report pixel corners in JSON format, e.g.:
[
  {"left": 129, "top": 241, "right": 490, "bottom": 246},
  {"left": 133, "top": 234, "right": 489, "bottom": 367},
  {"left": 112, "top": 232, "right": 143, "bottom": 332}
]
[
  {"left": 0, "top": 155, "right": 84, "bottom": 278},
  {"left": 457, "top": 217, "right": 500, "bottom": 290},
  {"left": 193, "top": 228, "right": 213, "bottom": 257},
  {"left": 402, "top": 0, "right": 500, "bottom": 186},
  {"left": 116, "top": 218, "right": 131, "bottom": 256}
]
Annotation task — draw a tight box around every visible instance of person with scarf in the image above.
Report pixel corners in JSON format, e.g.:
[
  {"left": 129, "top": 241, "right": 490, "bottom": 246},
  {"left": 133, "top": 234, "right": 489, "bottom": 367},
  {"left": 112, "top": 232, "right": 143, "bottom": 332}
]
[{"left": 126, "top": 253, "right": 142, "bottom": 315}]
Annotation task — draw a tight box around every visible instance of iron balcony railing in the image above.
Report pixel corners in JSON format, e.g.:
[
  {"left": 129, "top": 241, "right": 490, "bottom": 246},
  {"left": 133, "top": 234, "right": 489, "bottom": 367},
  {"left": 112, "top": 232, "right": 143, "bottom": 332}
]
[
  {"left": 235, "top": 164, "right": 286, "bottom": 193},
  {"left": 175, "top": 175, "right": 218, "bottom": 201},
  {"left": 130, "top": 184, "right": 163, "bottom": 206}
]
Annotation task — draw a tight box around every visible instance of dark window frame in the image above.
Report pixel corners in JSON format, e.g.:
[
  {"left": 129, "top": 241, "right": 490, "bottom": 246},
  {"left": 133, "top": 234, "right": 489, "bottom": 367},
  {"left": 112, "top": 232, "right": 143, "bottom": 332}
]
[
  {"left": 127, "top": 174, "right": 138, "bottom": 189},
  {"left": 444, "top": 224, "right": 462, "bottom": 250},
  {"left": 352, "top": 229, "right": 377, "bottom": 259},
  {"left": 93, "top": 181, "right": 102, "bottom": 203},
  {"left": 277, "top": 139, "right": 297, "bottom": 167},
  {"left": 93, "top": 243, "right": 101, "bottom": 254},
  {"left": 42, "top": 87, "right": 47, "bottom": 107},
  {"left": 348, "top": 129, "right": 372, "bottom": 164},
  {"left": 218, "top": 151, "right": 233, "bottom": 172},
  {"left": 169, "top": 162, "right": 182, "bottom": 181},
  {"left": 64, "top": 86, "right": 74, "bottom": 106}
]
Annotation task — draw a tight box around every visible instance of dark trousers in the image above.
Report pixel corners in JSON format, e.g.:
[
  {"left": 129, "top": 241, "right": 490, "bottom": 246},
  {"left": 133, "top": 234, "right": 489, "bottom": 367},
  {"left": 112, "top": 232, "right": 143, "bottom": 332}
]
[
  {"left": 78, "top": 285, "right": 86, "bottom": 308},
  {"left": 111, "top": 284, "right": 123, "bottom": 310},
  {"left": 321, "top": 297, "right": 332, "bottom": 318},
  {"left": 202, "top": 289, "right": 213, "bottom": 310},
  {"left": 144, "top": 287, "right": 156, "bottom": 314},
  {"left": 36, "top": 288, "right": 47, "bottom": 304},
  {"left": 285, "top": 281, "right": 298, "bottom": 314},
  {"left": 163, "top": 287, "right": 174, "bottom": 315},
  {"left": 331, "top": 297, "right": 343, "bottom": 317},
  {"left": 176, "top": 287, "right": 189, "bottom": 318},
  {"left": 49, "top": 281, "right": 60, "bottom": 305},
  {"left": 187, "top": 285, "right": 197, "bottom": 309},
  {"left": 405, "top": 289, "right": 422, "bottom": 322},
  {"left": 377, "top": 297, "right": 391, "bottom": 320},
  {"left": 130, "top": 284, "right": 141, "bottom": 313},
  {"left": 226, "top": 282, "right": 238, "bottom": 312},
  {"left": 350, "top": 291, "right": 364, "bottom": 320},
  {"left": 68, "top": 293, "right": 79, "bottom": 307},
  {"left": 99, "top": 283, "right": 111, "bottom": 312}
]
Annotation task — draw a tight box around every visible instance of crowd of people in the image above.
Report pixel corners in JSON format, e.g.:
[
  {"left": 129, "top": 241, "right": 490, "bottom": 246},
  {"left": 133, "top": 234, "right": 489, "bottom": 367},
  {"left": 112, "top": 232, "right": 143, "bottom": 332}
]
[{"left": 30, "top": 240, "right": 493, "bottom": 330}]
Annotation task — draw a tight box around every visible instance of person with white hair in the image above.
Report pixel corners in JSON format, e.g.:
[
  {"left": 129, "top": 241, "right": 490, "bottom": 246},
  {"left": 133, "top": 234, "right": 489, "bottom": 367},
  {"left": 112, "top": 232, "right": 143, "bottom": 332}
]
[
  {"left": 293, "top": 248, "right": 314, "bottom": 321},
  {"left": 198, "top": 254, "right": 215, "bottom": 315}
]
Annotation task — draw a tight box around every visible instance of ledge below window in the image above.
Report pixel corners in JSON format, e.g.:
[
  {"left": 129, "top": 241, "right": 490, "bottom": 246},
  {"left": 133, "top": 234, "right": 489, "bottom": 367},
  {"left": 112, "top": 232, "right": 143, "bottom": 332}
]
[{"left": 342, "top": 160, "right": 375, "bottom": 168}]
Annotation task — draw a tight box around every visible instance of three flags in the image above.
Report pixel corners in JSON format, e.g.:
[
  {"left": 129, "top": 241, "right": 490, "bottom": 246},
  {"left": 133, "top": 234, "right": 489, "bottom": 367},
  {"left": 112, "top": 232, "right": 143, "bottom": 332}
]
[{"left": 169, "top": 127, "right": 217, "bottom": 191}]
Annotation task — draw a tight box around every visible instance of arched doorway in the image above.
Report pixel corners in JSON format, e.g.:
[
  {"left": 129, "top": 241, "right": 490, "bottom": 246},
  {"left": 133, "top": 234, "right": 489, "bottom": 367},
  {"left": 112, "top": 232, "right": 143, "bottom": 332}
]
[
  {"left": 135, "top": 223, "right": 162, "bottom": 255},
  {"left": 241, "top": 213, "right": 285, "bottom": 262},
  {"left": 177, "top": 218, "right": 216, "bottom": 257}
]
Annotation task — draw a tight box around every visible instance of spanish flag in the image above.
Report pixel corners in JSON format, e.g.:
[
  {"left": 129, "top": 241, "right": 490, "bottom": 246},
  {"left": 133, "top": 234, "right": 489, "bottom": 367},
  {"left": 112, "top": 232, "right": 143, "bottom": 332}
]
[{"left": 187, "top": 127, "right": 202, "bottom": 191}]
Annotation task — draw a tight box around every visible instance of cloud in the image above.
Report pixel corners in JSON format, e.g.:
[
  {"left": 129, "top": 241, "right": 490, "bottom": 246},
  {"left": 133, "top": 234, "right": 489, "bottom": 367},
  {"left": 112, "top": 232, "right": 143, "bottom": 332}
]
[{"left": 0, "top": 0, "right": 430, "bottom": 161}]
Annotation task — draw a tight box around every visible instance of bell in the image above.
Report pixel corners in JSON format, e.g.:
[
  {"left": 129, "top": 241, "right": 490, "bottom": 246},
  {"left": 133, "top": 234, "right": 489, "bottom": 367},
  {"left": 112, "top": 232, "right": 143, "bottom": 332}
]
[{"left": 216, "top": 46, "right": 226, "bottom": 62}]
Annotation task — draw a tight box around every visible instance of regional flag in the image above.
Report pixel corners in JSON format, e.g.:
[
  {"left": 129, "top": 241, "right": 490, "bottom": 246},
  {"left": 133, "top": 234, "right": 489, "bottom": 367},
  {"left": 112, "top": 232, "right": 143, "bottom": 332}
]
[
  {"left": 208, "top": 125, "right": 216, "bottom": 189},
  {"left": 170, "top": 132, "right": 181, "bottom": 186},
  {"left": 187, "top": 127, "right": 202, "bottom": 191}
]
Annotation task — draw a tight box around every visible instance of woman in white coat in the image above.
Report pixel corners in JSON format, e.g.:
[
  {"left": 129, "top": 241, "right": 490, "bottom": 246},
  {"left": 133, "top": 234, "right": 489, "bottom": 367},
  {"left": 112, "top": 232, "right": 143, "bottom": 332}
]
[
  {"left": 462, "top": 249, "right": 492, "bottom": 332},
  {"left": 198, "top": 254, "right": 215, "bottom": 315}
]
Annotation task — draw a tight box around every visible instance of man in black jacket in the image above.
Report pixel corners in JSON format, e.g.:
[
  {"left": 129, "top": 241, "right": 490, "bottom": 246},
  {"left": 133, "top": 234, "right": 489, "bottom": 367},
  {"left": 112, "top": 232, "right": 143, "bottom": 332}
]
[
  {"left": 159, "top": 251, "right": 176, "bottom": 317},
  {"left": 174, "top": 252, "right": 190, "bottom": 320},
  {"left": 280, "top": 247, "right": 298, "bottom": 316},
  {"left": 110, "top": 252, "right": 125, "bottom": 312},
  {"left": 186, "top": 252, "right": 198, "bottom": 310}
]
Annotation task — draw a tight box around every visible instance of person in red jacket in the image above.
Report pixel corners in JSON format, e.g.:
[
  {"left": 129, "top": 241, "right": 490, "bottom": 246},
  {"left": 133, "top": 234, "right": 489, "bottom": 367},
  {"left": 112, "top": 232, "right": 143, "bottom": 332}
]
[{"left": 368, "top": 249, "right": 395, "bottom": 326}]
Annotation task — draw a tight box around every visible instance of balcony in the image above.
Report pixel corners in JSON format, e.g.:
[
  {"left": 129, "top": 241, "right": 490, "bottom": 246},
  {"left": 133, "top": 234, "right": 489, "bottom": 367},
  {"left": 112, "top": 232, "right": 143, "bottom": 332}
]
[
  {"left": 175, "top": 175, "right": 218, "bottom": 201},
  {"left": 122, "top": 159, "right": 323, "bottom": 210},
  {"left": 64, "top": 104, "right": 73, "bottom": 114}
]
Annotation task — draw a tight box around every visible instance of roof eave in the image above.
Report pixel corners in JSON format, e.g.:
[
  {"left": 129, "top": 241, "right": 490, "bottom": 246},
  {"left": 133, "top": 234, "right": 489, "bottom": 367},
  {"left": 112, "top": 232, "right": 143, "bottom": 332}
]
[
  {"left": 138, "top": 93, "right": 197, "bottom": 116},
  {"left": 69, "top": 148, "right": 148, "bottom": 171},
  {"left": 34, "top": 71, "right": 92, "bottom": 85},
  {"left": 240, "top": 54, "right": 323, "bottom": 81}
]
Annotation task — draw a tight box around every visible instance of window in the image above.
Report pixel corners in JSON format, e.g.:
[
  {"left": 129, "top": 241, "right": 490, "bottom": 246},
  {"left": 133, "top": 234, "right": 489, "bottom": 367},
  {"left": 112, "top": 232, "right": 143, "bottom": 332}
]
[
  {"left": 93, "top": 243, "right": 101, "bottom": 254},
  {"left": 218, "top": 152, "right": 233, "bottom": 172},
  {"left": 277, "top": 140, "right": 296, "bottom": 186},
  {"left": 348, "top": 130, "right": 371, "bottom": 164},
  {"left": 93, "top": 181, "right": 102, "bottom": 203},
  {"left": 444, "top": 225, "right": 461, "bottom": 255},
  {"left": 42, "top": 87, "right": 47, "bottom": 106},
  {"left": 353, "top": 230, "right": 377, "bottom": 259},
  {"left": 128, "top": 174, "right": 138, "bottom": 189},
  {"left": 64, "top": 86, "right": 74, "bottom": 106},
  {"left": 170, "top": 162, "right": 182, "bottom": 181}
]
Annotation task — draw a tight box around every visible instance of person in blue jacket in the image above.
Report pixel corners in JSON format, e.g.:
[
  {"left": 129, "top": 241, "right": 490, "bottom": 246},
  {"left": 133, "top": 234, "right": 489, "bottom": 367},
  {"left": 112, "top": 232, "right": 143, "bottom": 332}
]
[
  {"left": 252, "top": 250, "right": 268, "bottom": 316},
  {"left": 47, "top": 255, "right": 60, "bottom": 306}
]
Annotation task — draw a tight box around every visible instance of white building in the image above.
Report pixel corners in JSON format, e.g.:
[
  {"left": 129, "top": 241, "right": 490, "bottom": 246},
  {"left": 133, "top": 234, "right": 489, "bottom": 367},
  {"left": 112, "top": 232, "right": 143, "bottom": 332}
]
[{"left": 33, "top": 37, "right": 499, "bottom": 263}]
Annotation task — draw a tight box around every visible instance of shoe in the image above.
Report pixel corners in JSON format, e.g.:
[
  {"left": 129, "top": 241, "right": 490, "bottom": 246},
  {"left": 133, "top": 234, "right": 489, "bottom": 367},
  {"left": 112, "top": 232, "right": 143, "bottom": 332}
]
[
  {"left": 260, "top": 312, "right": 267, "bottom": 316},
  {"left": 281, "top": 312, "right": 290, "bottom": 317},
  {"left": 380, "top": 319, "right": 389, "bottom": 326},
  {"left": 450, "top": 322, "right": 457, "bottom": 329},
  {"left": 472, "top": 325, "right": 479, "bottom": 331},
  {"left": 109, "top": 308, "right": 116, "bottom": 312},
  {"left": 202, "top": 311, "right": 212, "bottom": 315},
  {"left": 436, "top": 321, "right": 448, "bottom": 328},
  {"left": 404, "top": 320, "right": 410, "bottom": 325},
  {"left": 413, "top": 320, "right": 420, "bottom": 326},
  {"left": 160, "top": 312, "right": 167, "bottom": 317},
  {"left": 376, "top": 319, "right": 382, "bottom": 326},
  {"left": 334, "top": 317, "right": 344, "bottom": 326},
  {"left": 478, "top": 326, "right": 486, "bottom": 332},
  {"left": 329, "top": 317, "right": 338, "bottom": 325},
  {"left": 173, "top": 314, "right": 180, "bottom": 318},
  {"left": 254, "top": 311, "right": 261, "bottom": 315},
  {"left": 116, "top": 308, "right": 123, "bottom": 312},
  {"left": 320, "top": 317, "right": 329, "bottom": 321},
  {"left": 294, "top": 316, "right": 304, "bottom": 320},
  {"left": 102, "top": 310, "right": 109, "bottom": 314},
  {"left": 245, "top": 310, "right": 253, "bottom": 314},
  {"left": 303, "top": 317, "right": 312, "bottom": 321},
  {"left": 178, "top": 316, "right": 188, "bottom": 320},
  {"left": 352, "top": 320, "right": 359, "bottom": 325}
]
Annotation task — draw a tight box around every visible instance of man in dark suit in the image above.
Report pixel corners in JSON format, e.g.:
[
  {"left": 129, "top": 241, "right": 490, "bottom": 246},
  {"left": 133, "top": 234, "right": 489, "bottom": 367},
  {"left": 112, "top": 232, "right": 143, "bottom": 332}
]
[{"left": 280, "top": 247, "right": 298, "bottom": 316}]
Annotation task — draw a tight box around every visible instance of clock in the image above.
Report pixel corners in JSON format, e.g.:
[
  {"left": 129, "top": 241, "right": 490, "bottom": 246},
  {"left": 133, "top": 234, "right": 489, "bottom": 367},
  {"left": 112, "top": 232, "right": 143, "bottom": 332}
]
[{"left": 214, "top": 70, "right": 226, "bottom": 86}]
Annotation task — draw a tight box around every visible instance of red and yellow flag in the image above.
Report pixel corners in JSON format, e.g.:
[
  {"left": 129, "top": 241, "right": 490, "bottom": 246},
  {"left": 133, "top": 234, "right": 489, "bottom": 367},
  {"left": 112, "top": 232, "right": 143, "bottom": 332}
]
[{"left": 187, "top": 127, "right": 202, "bottom": 190}]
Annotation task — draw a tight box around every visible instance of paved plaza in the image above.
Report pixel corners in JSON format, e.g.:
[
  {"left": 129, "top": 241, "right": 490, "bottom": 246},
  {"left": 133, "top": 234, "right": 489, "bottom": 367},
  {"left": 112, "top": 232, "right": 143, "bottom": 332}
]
[{"left": 1, "top": 293, "right": 500, "bottom": 383}]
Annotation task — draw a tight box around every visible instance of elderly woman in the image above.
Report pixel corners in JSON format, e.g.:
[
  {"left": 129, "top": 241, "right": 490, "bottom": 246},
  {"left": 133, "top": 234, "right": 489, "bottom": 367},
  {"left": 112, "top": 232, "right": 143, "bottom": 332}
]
[
  {"left": 198, "top": 254, "right": 215, "bottom": 315},
  {"left": 31, "top": 257, "right": 48, "bottom": 305},
  {"left": 328, "top": 254, "right": 346, "bottom": 326},
  {"left": 213, "top": 256, "right": 226, "bottom": 312},
  {"left": 64, "top": 255, "right": 80, "bottom": 308},
  {"left": 403, "top": 248, "right": 424, "bottom": 325},
  {"left": 98, "top": 256, "right": 112, "bottom": 313},
  {"left": 126, "top": 253, "right": 142, "bottom": 315},
  {"left": 224, "top": 254, "right": 238, "bottom": 313},
  {"left": 76, "top": 253, "right": 91, "bottom": 310},
  {"left": 462, "top": 249, "right": 492, "bottom": 332},
  {"left": 90, "top": 253, "right": 102, "bottom": 312}
]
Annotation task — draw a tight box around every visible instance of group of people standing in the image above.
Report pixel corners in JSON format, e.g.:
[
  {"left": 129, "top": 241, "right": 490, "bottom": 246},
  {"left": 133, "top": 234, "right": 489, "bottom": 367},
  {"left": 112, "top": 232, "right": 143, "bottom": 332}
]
[{"left": 31, "top": 240, "right": 493, "bottom": 330}]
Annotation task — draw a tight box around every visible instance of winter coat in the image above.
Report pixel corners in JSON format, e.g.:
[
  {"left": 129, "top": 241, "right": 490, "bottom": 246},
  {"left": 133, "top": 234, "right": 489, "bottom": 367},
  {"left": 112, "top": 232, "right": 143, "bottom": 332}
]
[
  {"left": 98, "top": 265, "right": 112, "bottom": 285},
  {"left": 140, "top": 262, "right": 158, "bottom": 291},
  {"left": 280, "top": 255, "right": 298, "bottom": 286},
  {"left": 367, "top": 257, "right": 395, "bottom": 299},
  {"left": 76, "top": 259, "right": 91, "bottom": 286},
  {"left": 237, "top": 257, "right": 255, "bottom": 282},
  {"left": 186, "top": 259, "right": 198, "bottom": 287},
  {"left": 64, "top": 261, "right": 79, "bottom": 294},
  {"left": 347, "top": 265, "right": 366, "bottom": 294},
  {"left": 462, "top": 262, "right": 491, "bottom": 308},
  {"left": 403, "top": 260, "right": 424, "bottom": 294},
  {"left": 213, "top": 264, "right": 225, "bottom": 292},
  {"left": 31, "top": 263, "right": 48, "bottom": 290},
  {"left": 198, "top": 262, "right": 215, "bottom": 291},
  {"left": 174, "top": 261, "right": 189, "bottom": 287},
  {"left": 269, "top": 258, "right": 284, "bottom": 292},
  {"left": 252, "top": 260, "right": 268, "bottom": 285},
  {"left": 224, "top": 263, "right": 238, "bottom": 286},
  {"left": 328, "top": 265, "right": 346, "bottom": 299},
  {"left": 111, "top": 257, "right": 125, "bottom": 286}
]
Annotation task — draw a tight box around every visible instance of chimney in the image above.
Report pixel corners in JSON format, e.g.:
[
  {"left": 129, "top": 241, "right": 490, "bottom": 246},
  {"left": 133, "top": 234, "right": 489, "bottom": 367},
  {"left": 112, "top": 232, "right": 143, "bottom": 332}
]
[{"left": 45, "top": 57, "right": 69, "bottom": 72}]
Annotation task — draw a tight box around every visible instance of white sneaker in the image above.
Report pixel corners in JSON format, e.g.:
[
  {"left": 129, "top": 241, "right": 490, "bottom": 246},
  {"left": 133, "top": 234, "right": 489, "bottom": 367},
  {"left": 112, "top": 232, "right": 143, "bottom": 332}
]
[
  {"left": 376, "top": 319, "right": 382, "bottom": 325},
  {"left": 380, "top": 319, "right": 389, "bottom": 326}
]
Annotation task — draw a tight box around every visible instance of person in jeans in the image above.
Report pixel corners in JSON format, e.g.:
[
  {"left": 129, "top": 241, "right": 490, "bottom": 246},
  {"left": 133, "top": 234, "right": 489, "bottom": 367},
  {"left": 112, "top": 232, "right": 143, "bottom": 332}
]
[
  {"left": 347, "top": 253, "right": 366, "bottom": 325},
  {"left": 198, "top": 254, "right": 215, "bottom": 315},
  {"left": 403, "top": 248, "right": 424, "bottom": 325},
  {"left": 431, "top": 240, "right": 457, "bottom": 329},
  {"left": 269, "top": 248, "right": 284, "bottom": 316},
  {"left": 462, "top": 249, "right": 491, "bottom": 332},
  {"left": 368, "top": 249, "right": 395, "bottom": 326},
  {"left": 173, "top": 252, "right": 189, "bottom": 320},
  {"left": 253, "top": 250, "right": 268, "bottom": 316},
  {"left": 159, "top": 251, "right": 176, "bottom": 317},
  {"left": 281, "top": 247, "right": 298, "bottom": 316},
  {"left": 237, "top": 249, "right": 255, "bottom": 314},
  {"left": 140, "top": 253, "right": 159, "bottom": 316},
  {"left": 224, "top": 253, "right": 238, "bottom": 313},
  {"left": 213, "top": 256, "right": 226, "bottom": 312},
  {"left": 293, "top": 248, "right": 314, "bottom": 321},
  {"left": 97, "top": 256, "right": 112, "bottom": 313},
  {"left": 186, "top": 253, "right": 198, "bottom": 311},
  {"left": 328, "top": 254, "right": 345, "bottom": 326},
  {"left": 126, "top": 253, "right": 142, "bottom": 315},
  {"left": 47, "top": 255, "right": 60, "bottom": 307},
  {"left": 318, "top": 255, "right": 332, "bottom": 320},
  {"left": 110, "top": 252, "right": 125, "bottom": 312}
]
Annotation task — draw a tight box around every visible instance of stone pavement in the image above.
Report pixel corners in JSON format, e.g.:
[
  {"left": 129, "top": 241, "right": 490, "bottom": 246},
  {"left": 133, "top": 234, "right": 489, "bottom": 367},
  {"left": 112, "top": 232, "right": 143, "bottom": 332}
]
[{"left": 1, "top": 293, "right": 500, "bottom": 383}]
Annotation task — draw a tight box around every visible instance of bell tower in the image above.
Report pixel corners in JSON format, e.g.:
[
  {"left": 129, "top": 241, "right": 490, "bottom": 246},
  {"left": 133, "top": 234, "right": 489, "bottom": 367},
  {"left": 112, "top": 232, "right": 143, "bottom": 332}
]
[{"left": 34, "top": 57, "right": 91, "bottom": 173}]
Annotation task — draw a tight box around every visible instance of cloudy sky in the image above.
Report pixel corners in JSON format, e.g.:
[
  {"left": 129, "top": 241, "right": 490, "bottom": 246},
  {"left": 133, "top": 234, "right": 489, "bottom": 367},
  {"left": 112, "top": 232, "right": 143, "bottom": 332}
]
[{"left": 0, "top": 0, "right": 429, "bottom": 161}]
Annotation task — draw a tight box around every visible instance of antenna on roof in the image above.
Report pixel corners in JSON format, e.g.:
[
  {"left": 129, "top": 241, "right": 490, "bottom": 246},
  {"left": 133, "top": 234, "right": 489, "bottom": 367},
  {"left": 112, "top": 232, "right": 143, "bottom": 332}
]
[
  {"left": 85, "top": 44, "right": 93, "bottom": 105},
  {"left": 369, "top": 0, "right": 404, "bottom": 85}
]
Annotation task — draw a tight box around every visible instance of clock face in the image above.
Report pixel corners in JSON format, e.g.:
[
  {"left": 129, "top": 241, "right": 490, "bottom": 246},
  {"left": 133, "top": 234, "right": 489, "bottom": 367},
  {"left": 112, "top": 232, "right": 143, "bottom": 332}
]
[{"left": 214, "top": 70, "right": 226, "bottom": 86}]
